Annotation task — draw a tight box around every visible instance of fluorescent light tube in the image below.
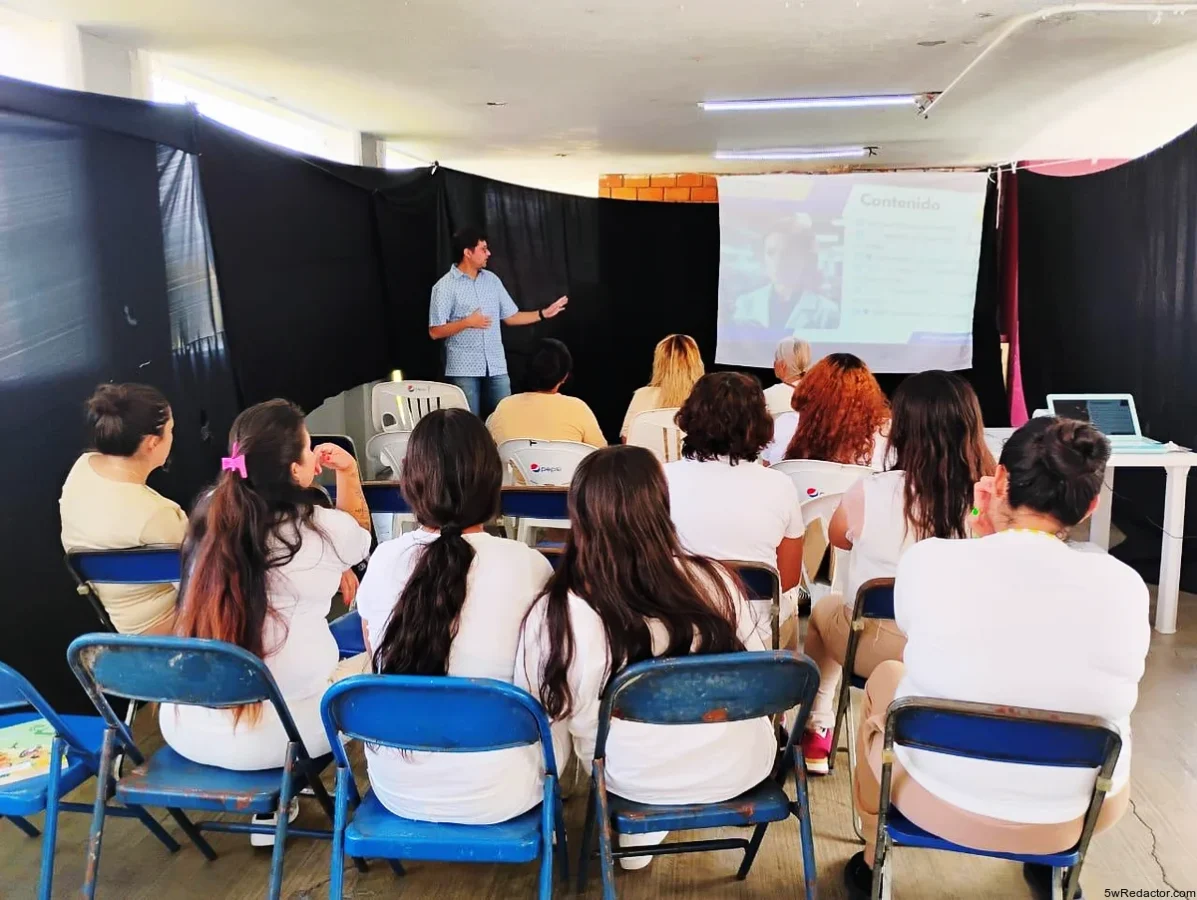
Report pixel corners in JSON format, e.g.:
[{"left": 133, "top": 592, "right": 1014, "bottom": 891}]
[
  {"left": 714, "top": 147, "right": 873, "bottom": 161},
  {"left": 700, "top": 95, "right": 919, "bottom": 112}
]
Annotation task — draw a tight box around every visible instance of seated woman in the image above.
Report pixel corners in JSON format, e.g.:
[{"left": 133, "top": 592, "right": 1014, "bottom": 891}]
[
  {"left": 620, "top": 333, "right": 705, "bottom": 440},
  {"left": 517, "top": 444, "right": 774, "bottom": 869},
  {"left": 487, "top": 338, "right": 606, "bottom": 447},
  {"left": 800, "top": 371, "right": 995, "bottom": 773},
  {"left": 763, "top": 336, "right": 811, "bottom": 416},
  {"left": 161, "top": 400, "right": 373, "bottom": 771},
  {"left": 844, "top": 417, "right": 1149, "bottom": 900},
  {"left": 665, "top": 372, "right": 804, "bottom": 647},
  {"left": 60, "top": 383, "right": 187, "bottom": 635},
  {"left": 356, "top": 409, "right": 553, "bottom": 823},
  {"left": 785, "top": 353, "right": 891, "bottom": 468}
]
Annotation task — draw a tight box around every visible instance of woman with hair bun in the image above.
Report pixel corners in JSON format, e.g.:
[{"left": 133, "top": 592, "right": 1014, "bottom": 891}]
[
  {"left": 60, "top": 383, "right": 187, "bottom": 634},
  {"left": 842, "top": 416, "right": 1149, "bottom": 900}
]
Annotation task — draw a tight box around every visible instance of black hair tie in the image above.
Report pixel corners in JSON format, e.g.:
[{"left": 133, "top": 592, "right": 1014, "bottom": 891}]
[{"left": 440, "top": 524, "right": 463, "bottom": 539}]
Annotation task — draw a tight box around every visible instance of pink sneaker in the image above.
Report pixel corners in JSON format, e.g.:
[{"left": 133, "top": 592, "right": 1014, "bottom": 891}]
[{"left": 801, "top": 728, "right": 833, "bottom": 775}]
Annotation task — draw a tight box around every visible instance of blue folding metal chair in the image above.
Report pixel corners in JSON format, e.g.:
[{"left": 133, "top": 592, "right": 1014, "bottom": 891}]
[
  {"left": 67, "top": 633, "right": 352, "bottom": 900},
  {"left": 0, "top": 661, "right": 180, "bottom": 899},
  {"left": 578, "top": 651, "right": 821, "bottom": 900},
  {"left": 721, "top": 560, "right": 784, "bottom": 650},
  {"left": 828, "top": 577, "right": 895, "bottom": 841},
  {"left": 871, "top": 697, "right": 1123, "bottom": 900},
  {"left": 328, "top": 610, "right": 366, "bottom": 659},
  {"left": 65, "top": 546, "right": 183, "bottom": 633},
  {"left": 321, "top": 675, "right": 567, "bottom": 899}
]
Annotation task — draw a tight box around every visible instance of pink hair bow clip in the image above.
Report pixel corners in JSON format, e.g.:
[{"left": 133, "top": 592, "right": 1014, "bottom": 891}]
[{"left": 222, "top": 442, "right": 247, "bottom": 479}]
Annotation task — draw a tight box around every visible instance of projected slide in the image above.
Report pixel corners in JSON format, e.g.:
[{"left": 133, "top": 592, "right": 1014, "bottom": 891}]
[{"left": 715, "top": 172, "right": 988, "bottom": 373}]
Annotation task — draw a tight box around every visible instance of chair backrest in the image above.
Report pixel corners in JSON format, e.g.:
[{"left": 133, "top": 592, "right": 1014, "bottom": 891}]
[
  {"left": 371, "top": 381, "right": 469, "bottom": 433},
  {"left": 67, "top": 634, "right": 308, "bottom": 755},
  {"left": 365, "top": 431, "right": 412, "bottom": 479},
  {"left": 852, "top": 577, "right": 895, "bottom": 621},
  {"left": 721, "top": 560, "right": 780, "bottom": 604},
  {"left": 799, "top": 491, "right": 844, "bottom": 532},
  {"left": 626, "top": 407, "right": 684, "bottom": 463},
  {"left": 495, "top": 439, "right": 535, "bottom": 485},
  {"left": 362, "top": 481, "right": 412, "bottom": 514},
  {"left": 321, "top": 675, "right": 559, "bottom": 777},
  {"left": 65, "top": 547, "right": 183, "bottom": 632},
  {"left": 595, "top": 651, "right": 819, "bottom": 758},
  {"left": 0, "top": 662, "right": 93, "bottom": 757},
  {"left": 502, "top": 440, "right": 596, "bottom": 486},
  {"left": 500, "top": 486, "right": 570, "bottom": 520},
  {"left": 772, "top": 459, "right": 872, "bottom": 501},
  {"left": 886, "top": 697, "right": 1121, "bottom": 772}
]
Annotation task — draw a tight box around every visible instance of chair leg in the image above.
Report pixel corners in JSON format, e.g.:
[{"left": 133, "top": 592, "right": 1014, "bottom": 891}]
[
  {"left": 736, "top": 824, "right": 768, "bottom": 880},
  {"left": 267, "top": 743, "right": 297, "bottom": 900},
  {"left": 128, "top": 804, "right": 181, "bottom": 853},
  {"left": 794, "top": 762, "right": 818, "bottom": 899},
  {"left": 81, "top": 727, "right": 117, "bottom": 900},
  {"left": 4, "top": 815, "right": 41, "bottom": 838},
  {"left": 166, "top": 808, "right": 218, "bottom": 860},
  {"left": 576, "top": 780, "right": 597, "bottom": 894},
  {"left": 593, "top": 764, "right": 617, "bottom": 900},
  {"left": 870, "top": 836, "right": 890, "bottom": 900},
  {"left": 37, "top": 737, "right": 65, "bottom": 900},
  {"left": 553, "top": 788, "right": 569, "bottom": 884},
  {"left": 880, "top": 851, "right": 893, "bottom": 900},
  {"left": 1053, "top": 866, "right": 1066, "bottom": 900},
  {"left": 847, "top": 692, "right": 865, "bottom": 844},
  {"left": 538, "top": 781, "right": 554, "bottom": 900},
  {"left": 387, "top": 860, "right": 406, "bottom": 876},
  {"left": 829, "top": 676, "right": 851, "bottom": 773},
  {"left": 330, "top": 767, "right": 349, "bottom": 900}
]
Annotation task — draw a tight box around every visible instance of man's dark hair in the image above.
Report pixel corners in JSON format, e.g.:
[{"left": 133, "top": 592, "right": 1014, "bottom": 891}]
[
  {"left": 452, "top": 226, "right": 487, "bottom": 263},
  {"left": 525, "top": 339, "right": 573, "bottom": 392},
  {"left": 676, "top": 372, "right": 772, "bottom": 465}
]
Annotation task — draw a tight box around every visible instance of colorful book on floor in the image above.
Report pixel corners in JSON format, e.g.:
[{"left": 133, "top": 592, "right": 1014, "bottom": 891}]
[{"left": 0, "top": 718, "right": 65, "bottom": 785}]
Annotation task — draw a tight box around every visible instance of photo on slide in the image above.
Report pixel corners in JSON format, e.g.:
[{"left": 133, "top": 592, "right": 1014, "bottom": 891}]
[{"left": 715, "top": 172, "right": 989, "bottom": 373}]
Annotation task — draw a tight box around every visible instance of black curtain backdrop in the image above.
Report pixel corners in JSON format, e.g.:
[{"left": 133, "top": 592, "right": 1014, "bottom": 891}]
[{"left": 1018, "top": 122, "right": 1197, "bottom": 589}]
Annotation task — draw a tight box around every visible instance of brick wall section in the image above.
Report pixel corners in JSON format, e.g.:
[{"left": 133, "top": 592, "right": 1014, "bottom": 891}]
[{"left": 599, "top": 174, "right": 718, "bottom": 202}]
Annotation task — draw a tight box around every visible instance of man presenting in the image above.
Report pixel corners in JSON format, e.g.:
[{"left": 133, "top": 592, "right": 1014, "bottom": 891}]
[{"left": 429, "top": 226, "right": 568, "bottom": 418}]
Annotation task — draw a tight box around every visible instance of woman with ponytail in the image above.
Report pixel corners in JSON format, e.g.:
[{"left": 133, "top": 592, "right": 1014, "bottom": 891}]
[
  {"left": 516, "top": 444, "right": 776, "bottom": 870},
  {"left": 160, "top": 400, "right": 373, "bottom": 772},
  {"left": 354, "top": 408, "right": 553, "bottom": 823}
]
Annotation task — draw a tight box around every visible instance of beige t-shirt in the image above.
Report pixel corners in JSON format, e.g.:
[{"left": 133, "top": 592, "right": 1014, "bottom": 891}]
[
  {"left": 487, "top": 392, "right": 607, "bottom": 447},
  {"left": 620, "top": 385, "right": 665, "bottom": 439},
  {"left": 60, "top": 453, "right": 188, "bottom": 633}
]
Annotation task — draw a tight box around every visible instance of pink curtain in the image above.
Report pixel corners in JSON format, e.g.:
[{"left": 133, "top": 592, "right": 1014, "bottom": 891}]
[{"left": 1001, "top": 171, "right": 1028, "bottom": 425}]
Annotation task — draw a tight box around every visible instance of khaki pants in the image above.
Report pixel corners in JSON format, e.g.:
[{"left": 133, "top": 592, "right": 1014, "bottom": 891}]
[
  {"left": 802, "top": 594, "right": 906, "bottom": 732},
  {"left": 853, "top": 661, "right": 1129, "bottom": 865}
]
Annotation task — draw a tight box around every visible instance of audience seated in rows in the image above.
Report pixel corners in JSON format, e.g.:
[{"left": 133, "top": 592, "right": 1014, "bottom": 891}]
[
  {"left": 664, "top": 372, "right": 804, "bottom": 647},
  {"left": 842, "top": 416, "right": 1149, "bottom": 900},
  {"left": 786, "top": 353, "right": 891, "bottom": 469},
  {"left": 620, "top": 334, "right": 705, "bottom": 440},
  {"left": 763, "top": 336, "right": 811, "bottom": 416},
  {"left": 161, "top": 400, "right": 372, "bottom": 780},
  {"left": 517, "top": 444, "right": 772, "bottom": 870},
  {"left": 800, "top": 371, "right": 995, "bottom": 773},
  {"left": 486, "top": 338, "right": 606, "bottom": 447},
  {"left": 59, "top": 384, "right": 188, "bottom": 635},
  {"left": 355, "top": 409, "right": 554, "bottom": 824}
]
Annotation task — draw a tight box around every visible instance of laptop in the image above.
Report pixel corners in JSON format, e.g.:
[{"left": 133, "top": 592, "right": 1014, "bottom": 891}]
[{"left": 1046, "top": 394, "right": 1169, "bottom": 452}]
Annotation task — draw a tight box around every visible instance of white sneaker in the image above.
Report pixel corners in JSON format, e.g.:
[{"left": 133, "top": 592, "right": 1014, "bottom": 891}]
[{"left": 250, "top": 798, "right": 300, "bottom": 847}]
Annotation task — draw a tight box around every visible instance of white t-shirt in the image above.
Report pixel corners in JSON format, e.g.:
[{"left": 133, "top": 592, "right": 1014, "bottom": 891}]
[
  {"left": 355, "top": 530, "right": 553, "bottom": 824},
  {"left": 160, "top": 506, "right": 371, "bottom": 769},
  {"left": 763, "top": 382, "right": 797, "bottom": 417},
  {"left": 762, "top": 411, "right": 799, "bottom": 466},
  {"left": 893, "top": 532, "right": 1150, "bottom": 823},
  {"left": 516, "top": 563, "right": 775, "bottom": 804},
  {"left": 840, "top": 471, "right": 919, "bottom": 606}
]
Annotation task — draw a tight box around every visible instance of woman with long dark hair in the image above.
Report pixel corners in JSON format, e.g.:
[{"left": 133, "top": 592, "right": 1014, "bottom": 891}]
[
  {"left": 355, "top": 409, "right": 553, "bottom": 823},
  {"left": 517, "top": 445, "right": 775, "bottom": 870},
  {"left": 161, "top": 400, "right": 373, "bottom": 772},
  {"left": 60, "top": 383, "right": 186, "bottom": 634},
  {"left": 800, "top": 371, "right": 995, "bottom": 773},
  {"left": 785, "top": 352, "right": 890, "bottom": 467},
  {"left": 844, "top": 417, "right": 1147, "bottom": 900}
]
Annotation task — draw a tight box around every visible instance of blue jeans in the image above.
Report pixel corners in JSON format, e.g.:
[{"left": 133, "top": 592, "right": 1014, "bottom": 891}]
[{"left": 446, "top": 374, "right": 511, "bottom": 420}]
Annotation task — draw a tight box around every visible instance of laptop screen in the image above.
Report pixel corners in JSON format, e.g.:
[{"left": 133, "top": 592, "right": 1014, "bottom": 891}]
[{"left": 1052, "top": 398, "right": 1138, "bottom": 436}]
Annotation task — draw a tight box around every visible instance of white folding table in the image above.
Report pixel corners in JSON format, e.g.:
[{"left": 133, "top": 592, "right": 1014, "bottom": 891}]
[{"left": 985, "top": 428, "right": 1196, "bottom": 634}]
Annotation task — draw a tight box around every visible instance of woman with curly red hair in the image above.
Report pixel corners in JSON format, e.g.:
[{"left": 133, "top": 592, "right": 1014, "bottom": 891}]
[{"left": 784, "top": 353, "right": 890, "bottom": 467}]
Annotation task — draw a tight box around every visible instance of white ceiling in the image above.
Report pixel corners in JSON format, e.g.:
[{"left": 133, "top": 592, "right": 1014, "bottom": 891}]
[{"left": 8, "top": 0, "right": 1197, "bottom": 193}]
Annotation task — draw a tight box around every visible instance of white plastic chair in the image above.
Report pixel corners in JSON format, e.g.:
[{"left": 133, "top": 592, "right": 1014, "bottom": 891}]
[
  {"left": 771, "top": 459, "right": 872, "bottom": 503},
  {"left": 371, "top": 381, "right": 469, "bottom": 433},
  {"left": 364, "top": 432, "right": 412, "bottom": 480},
  {"left": 799, "top": 490, "right": 846, "bottom": 606},
  {"left": 496, "top": 440, "right": 597, "bottom": 544},
  {"left": 626, "top": 408, "right": 684, "bottom": 463}
]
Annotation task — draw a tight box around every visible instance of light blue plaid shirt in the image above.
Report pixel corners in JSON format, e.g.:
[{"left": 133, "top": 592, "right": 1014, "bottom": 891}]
[{"left": 429, "top": 265, "right": 520, "bottom": 376}]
